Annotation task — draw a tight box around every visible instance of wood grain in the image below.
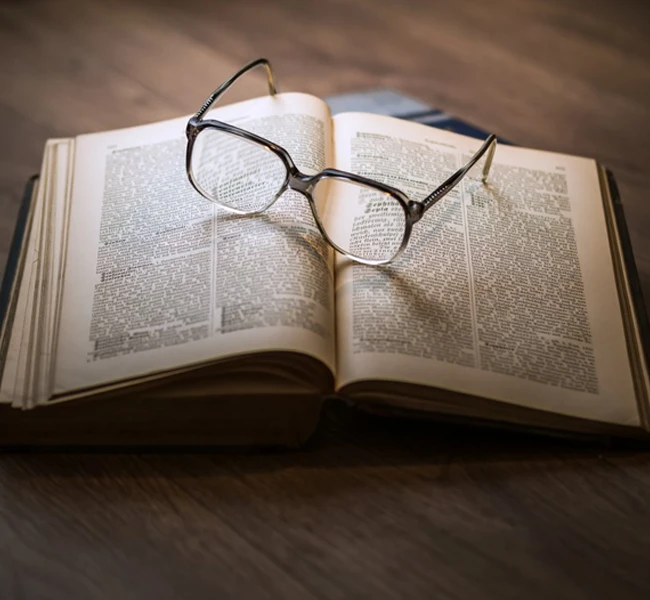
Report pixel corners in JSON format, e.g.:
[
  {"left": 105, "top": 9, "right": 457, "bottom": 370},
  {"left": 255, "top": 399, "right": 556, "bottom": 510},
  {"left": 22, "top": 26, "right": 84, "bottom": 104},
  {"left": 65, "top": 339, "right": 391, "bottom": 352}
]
[{"left": 1, "top": 0, "right": 650, "bottom": 598}]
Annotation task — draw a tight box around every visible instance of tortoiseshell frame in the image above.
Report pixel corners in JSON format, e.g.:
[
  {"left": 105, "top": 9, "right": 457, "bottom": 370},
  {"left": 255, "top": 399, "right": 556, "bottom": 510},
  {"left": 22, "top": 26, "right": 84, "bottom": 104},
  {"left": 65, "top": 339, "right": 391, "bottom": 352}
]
[{"left": 186, "top": 58, "right": 497, "bottom": 265}]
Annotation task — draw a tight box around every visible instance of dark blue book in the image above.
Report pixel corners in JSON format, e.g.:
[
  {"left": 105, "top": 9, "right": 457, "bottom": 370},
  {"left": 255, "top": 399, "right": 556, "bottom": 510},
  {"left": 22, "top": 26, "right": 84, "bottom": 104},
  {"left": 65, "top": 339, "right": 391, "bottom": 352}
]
[{"left": 326, "top": 88, "right": 511, "bottom": 143}]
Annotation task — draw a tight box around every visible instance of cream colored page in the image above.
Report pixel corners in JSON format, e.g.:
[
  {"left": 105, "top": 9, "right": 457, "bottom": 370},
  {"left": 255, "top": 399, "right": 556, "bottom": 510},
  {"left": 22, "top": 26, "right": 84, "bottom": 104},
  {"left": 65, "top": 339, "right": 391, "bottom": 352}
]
[
  {"left": 54, "top": 93, "right": 335, "bottom": 395},
  {"left": 332, "top": 112, "right": 638, "bottom": 426},
  {"left": 33, "top": 140, "right": 74, "bottom": 406}
]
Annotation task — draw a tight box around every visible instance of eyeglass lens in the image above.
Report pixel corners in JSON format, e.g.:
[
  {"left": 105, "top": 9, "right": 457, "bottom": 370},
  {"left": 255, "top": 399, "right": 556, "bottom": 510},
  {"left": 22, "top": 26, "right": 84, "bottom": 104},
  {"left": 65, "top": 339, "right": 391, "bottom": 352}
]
[
  {"left": 190, "top": 128, "right": 287, "bottom": 213},
  {"left": 312, "top": 177, "right": 407, "bottom": 263}
]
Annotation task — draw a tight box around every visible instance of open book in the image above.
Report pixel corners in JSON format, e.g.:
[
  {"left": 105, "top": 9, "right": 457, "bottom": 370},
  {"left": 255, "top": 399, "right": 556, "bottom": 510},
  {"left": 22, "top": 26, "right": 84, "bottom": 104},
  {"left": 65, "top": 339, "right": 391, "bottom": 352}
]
[{"left": 1, "top": 91, "right": 649, "bottom": 445}]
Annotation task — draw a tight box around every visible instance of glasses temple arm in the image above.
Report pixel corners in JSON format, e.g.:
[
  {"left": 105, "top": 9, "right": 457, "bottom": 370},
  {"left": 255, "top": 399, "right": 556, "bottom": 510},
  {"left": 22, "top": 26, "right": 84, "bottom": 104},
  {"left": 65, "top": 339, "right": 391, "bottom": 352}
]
[
  {"left": 420, "top": 134, "right": 497, "bottom": 213},
  {"left": 194, "top": 58, "right": 279, "bottom": 121}
]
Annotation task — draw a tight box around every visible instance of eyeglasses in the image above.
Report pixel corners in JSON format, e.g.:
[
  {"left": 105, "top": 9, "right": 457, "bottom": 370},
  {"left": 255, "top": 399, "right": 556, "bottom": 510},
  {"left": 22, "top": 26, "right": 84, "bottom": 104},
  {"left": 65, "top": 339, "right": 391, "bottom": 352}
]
[{"left": 185, "top": 58, "right": 497, "bottom": 265}]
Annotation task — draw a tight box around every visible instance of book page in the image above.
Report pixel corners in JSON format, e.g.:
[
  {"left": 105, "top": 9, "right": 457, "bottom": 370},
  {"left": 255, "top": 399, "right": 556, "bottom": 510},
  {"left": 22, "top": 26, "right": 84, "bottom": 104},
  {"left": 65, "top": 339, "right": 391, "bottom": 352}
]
[
  {"left": 54, "top": 93, "right": 335, "bottom": 395},
  {"left": 331, "top": 112, "right": 639, "bottom": 426},
  {"left": 33, "top": 139, "right": 74, "bottom": 407}
]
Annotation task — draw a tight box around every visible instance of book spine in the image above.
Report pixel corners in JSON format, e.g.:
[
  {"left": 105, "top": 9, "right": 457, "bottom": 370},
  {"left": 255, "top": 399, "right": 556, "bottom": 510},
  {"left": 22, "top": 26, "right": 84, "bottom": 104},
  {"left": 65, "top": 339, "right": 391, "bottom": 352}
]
[
  {"left": 0, "top": 175, "right": 38, "bottom": 367},
  {"left": 607, "top": 169, "right": 650, "bottom": 377}
]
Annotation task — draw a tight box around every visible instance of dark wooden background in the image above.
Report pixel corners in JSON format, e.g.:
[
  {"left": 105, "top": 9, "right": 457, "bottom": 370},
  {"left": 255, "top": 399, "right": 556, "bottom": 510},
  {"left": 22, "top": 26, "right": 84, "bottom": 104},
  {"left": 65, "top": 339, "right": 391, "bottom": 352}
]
[{"left": 1, "top": 0, "right": 650, "bottom": 598}]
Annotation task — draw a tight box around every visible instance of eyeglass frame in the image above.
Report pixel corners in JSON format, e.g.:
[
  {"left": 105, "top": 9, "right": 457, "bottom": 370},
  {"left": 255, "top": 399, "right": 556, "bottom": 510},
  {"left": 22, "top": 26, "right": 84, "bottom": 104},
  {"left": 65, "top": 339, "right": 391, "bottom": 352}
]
[{"left": 185, "top": 58, "right": 497, "bottom": 266}]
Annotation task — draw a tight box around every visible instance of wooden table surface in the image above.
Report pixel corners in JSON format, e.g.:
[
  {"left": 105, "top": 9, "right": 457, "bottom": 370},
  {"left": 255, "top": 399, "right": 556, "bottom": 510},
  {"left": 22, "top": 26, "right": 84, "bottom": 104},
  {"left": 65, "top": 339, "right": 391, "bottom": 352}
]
[{"left": 1, "top": 0, "right": 650, "bottom": 598}]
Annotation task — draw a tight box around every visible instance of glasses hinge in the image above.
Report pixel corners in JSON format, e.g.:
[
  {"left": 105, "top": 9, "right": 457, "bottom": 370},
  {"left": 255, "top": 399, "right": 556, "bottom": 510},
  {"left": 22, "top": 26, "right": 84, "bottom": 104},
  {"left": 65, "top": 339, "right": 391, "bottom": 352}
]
[
  {"left": 408, "top": 201, "right": 424, "bottom": 222},
  {"left": 186, "top": 119, "right": 200, "bottom": 140}
]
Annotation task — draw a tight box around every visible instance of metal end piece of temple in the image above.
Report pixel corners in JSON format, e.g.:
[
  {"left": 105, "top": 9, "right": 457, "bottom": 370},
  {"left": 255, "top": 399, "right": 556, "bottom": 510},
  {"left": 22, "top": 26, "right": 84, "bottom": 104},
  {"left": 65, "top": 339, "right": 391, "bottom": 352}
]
[
  {"left": 261, "top": 59, "right": 279, "bottom": 96},
  {"left": 481, "top": 135, "right": 498, "bottom": 183}
]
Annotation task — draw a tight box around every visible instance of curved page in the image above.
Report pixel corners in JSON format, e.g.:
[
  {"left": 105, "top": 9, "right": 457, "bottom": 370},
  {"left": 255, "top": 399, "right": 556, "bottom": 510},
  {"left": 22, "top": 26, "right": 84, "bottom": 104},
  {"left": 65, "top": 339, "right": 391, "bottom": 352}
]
[
  {"left": 54, "top": 93, "right": 335, "bottom": 396},
  {"left": 332, "top": 112, "right": 639, "bottom": 427}
]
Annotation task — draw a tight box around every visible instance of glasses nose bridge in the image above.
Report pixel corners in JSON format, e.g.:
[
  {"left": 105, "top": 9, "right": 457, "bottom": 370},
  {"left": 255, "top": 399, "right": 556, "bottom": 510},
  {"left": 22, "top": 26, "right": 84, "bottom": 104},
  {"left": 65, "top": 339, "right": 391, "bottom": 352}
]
[{"left": 286, "top": 170, "right": 315, "bottom": 196}]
